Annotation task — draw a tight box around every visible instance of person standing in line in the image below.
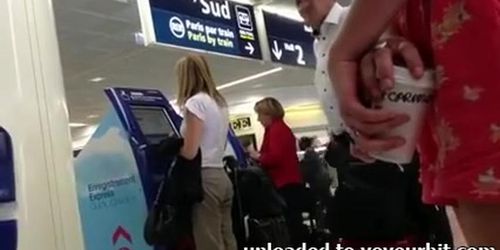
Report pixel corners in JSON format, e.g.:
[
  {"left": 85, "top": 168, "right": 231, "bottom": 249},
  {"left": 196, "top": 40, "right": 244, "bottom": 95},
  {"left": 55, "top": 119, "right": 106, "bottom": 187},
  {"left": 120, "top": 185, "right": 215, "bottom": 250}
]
[
  {"left": 328, "top": 0, "right": 500, "bottom": 247},
  {"left": 176, "top": 54, "right": 237, "bottom": 250},
  {"left": 297, "top": 0, "right": 453, "bottom": 247},
  {"left": 298, "top": 136, "right": 333, "bottom": 232},
  {"left": 298, "top": 136, "right": 332, "bottom": 207},
  {"left": 247, "top": 97, "right": 307, "bottom": 247}
]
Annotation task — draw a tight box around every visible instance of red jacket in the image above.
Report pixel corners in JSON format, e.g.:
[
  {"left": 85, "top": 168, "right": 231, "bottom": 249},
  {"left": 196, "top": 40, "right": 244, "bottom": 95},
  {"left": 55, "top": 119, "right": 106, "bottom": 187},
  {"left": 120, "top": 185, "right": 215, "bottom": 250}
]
[{"left": 259, "top": 119, "right": 303, "bottom": 188}]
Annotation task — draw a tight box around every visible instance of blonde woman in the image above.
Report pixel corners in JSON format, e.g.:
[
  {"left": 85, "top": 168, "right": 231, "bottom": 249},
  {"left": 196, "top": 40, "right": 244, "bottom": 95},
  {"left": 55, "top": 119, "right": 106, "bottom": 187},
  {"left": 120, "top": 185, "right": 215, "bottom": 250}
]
[{"left": 176, "top": 54, "right": 236, "bottom": 250}]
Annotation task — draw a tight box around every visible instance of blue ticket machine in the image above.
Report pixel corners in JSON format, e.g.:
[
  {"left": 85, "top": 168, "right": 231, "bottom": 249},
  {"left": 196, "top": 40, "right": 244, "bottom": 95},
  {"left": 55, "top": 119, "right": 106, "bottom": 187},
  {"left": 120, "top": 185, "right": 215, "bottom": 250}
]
[
  {"left": 0, "top": 127, "right": 17, "bottom": 250},
  {"left": 74, "top": 87, "right": 246, "bottom": 250}
]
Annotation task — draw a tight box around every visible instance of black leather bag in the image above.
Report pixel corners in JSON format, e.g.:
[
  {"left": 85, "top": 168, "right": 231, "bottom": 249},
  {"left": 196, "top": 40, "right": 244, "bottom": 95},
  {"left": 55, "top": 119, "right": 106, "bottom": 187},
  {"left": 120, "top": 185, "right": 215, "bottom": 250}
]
[
  {"left": 237, "top": 167, "right": 286, "bottom": 219},
  {"left": 224, "top": 160, "right": 290, "bottom": 248},
  {"left": 165, "top": 153, "right": 203, "bottom": 206},
  {"left": 144, "top": 179, "right": 177, "bottom": 246},
  {"left": 144, "top": 188, "right": 194, "bottom": 247},
  {"left": 144, "top": 137, "right": 202, "bottom": 247},
  {"left": 247, "top": 216, "right": 290, "bottom": 247}
]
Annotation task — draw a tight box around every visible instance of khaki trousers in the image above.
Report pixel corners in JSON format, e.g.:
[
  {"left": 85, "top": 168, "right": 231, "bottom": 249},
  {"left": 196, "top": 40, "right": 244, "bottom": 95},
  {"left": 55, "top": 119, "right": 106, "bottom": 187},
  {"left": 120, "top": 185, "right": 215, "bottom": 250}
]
[{"left": 192, "top": 168, "right": 237, "bottom": 250}]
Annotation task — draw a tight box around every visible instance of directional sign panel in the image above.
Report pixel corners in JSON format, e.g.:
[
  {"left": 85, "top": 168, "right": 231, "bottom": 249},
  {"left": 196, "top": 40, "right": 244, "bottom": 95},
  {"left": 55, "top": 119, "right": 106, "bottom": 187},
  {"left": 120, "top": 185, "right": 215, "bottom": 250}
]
[
  {"left": 263, "top": 11, "right": 315, "bottom": 68},
  {"left": 150, "top": 0, "right": 262, "bottom": 60}
]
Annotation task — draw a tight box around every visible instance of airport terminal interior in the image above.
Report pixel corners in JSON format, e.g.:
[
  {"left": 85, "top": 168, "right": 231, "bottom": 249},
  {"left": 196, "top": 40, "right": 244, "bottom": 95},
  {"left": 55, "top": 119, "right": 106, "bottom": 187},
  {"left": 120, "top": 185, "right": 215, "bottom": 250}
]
[
  {"left": 0, "top": 0, "right": 484, "bottom": 249},
  {"left": 62, "top": 0, "right": 338, "bottom": 151}
]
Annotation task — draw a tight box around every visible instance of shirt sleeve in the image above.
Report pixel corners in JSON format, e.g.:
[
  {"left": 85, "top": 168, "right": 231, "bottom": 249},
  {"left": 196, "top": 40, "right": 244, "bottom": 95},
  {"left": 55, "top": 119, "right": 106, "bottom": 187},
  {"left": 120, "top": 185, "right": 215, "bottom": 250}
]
[
  {"left": 184, "top": 94, "right": 207, "bottom": 121},
  {"left": 259, "top": 125, "right": 289, "bottom": 169}
]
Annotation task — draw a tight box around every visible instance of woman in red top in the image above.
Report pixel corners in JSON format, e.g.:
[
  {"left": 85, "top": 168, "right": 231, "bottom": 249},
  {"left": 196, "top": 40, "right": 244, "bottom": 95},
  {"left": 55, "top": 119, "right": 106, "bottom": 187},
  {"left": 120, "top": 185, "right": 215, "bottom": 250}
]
[
  {"left": 248, "top": 97, "right": 306, "bottom": 247},
  {"left": 329, "top": 0, "right": 500, "bottom": 247}
]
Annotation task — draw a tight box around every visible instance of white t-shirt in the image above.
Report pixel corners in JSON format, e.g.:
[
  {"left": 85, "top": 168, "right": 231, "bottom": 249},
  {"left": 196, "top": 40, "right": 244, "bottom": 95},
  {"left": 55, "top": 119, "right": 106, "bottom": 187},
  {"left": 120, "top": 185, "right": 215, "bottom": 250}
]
[{"left": 181, "top": 92, "right": 229, "bottom": 168}]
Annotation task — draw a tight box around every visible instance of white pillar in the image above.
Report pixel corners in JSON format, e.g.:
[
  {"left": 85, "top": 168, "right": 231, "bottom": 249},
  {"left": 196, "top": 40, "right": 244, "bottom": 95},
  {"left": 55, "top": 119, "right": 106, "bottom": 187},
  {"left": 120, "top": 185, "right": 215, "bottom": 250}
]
[{"left": 0, "top": 0, "right": 84, "bottom": 249}]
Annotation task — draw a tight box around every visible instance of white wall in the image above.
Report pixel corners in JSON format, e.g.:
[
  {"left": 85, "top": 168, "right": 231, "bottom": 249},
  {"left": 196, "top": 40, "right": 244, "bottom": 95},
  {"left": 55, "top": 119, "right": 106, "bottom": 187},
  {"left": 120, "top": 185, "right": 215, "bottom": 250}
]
[{"left": 0, "top": 0, "right": 84, "bottom": 249}]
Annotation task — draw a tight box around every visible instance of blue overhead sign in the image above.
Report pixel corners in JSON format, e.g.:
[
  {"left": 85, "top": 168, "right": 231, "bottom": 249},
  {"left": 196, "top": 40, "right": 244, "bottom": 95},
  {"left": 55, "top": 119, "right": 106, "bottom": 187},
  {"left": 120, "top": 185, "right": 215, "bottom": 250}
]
[
  {"left": 150, "top": 0, "right": 262, "bottom": 60},
  {"left": 263, "top": 11, "right": 316, "bottom": 68}
]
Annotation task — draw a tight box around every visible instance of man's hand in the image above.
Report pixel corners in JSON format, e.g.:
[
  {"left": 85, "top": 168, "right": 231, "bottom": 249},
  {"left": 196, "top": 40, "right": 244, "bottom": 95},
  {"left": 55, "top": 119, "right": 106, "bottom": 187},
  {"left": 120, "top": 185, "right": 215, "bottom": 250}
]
[
  {"left": 330, "top": 37, "right": 424, "bottom": 161},
  {"left": 361, "top": 37, "right": 425, "bottom": 102},
  {"left": 352, "top": 37, "right": 425, "bottom": 157}
]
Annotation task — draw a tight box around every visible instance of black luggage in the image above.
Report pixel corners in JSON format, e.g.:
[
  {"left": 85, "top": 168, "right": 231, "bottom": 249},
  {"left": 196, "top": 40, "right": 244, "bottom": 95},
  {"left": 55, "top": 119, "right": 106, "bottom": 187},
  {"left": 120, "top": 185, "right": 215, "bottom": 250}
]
[
  {"left": 247, "top": 216, "right": 290, "bottom": 248},
  {"left": 223, "top": 157, "right": 290, "bottom": 249}
]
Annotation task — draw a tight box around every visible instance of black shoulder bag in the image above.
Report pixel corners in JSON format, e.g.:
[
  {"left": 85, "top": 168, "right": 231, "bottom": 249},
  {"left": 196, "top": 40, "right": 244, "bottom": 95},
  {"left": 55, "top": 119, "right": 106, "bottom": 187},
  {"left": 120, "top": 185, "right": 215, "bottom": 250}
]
[
  {"left": 144, "top": 137, "right": 203, "bottom": 247},
  {"left": 144, "top": 166, "right": 177, "bottom": 246}
]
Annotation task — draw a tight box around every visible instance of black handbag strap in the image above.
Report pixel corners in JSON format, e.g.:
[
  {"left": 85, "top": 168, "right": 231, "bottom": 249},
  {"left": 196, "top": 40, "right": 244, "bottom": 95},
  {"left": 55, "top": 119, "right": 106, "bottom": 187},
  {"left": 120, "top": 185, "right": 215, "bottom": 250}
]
[
  {"left": 152, "top": 136, "right": 184, "bottom": 207},
  {"left": 223, "top": 157, "right": 245, "bottom": 224},
  {"left": 153, "top": 157, "right": 177, "bottom": 206},
  {"left": 233, "top": 166, "right": 245, "bottom": 233}
]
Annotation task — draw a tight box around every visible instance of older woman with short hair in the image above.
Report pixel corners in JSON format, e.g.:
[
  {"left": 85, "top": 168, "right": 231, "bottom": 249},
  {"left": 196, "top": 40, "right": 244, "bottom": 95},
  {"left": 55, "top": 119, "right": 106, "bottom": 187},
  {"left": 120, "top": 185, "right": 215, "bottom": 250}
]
[{"left": 248, "top": 97, "right": 306, "bottom": 247}]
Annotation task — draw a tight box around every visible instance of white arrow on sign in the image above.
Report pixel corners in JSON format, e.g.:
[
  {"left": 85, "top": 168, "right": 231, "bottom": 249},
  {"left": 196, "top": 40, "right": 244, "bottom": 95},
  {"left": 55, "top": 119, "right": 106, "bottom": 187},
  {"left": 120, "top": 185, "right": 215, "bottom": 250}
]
[
  {"left": 272, "top": 40, "right": 283, "bottom": 60},
  {"left": 244, "top": 42, "right": 255, "bottom": 55}
]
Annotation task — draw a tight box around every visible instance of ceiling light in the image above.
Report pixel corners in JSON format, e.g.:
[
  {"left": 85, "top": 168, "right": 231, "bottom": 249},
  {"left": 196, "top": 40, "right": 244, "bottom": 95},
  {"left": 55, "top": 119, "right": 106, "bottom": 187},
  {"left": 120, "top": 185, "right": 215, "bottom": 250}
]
[
  {"left": 87, "top": 114, "right": 99, "bottom": 119},
  {"left": 69, "top": 123, "right": 88, "bottom": 128},
  {"left": 244, "top": 96, "right": 263, "bottom": 103},
  {"left": 285, "top": 103, "right": 321, "bottom": 112},
  {"left": 230, "top": 0, "right": 256, "bottom": 4},
  {"left": 217, "top": 67, "right": 283, "bottom": 90},
  {"left": 89, "top": 77, "right": 106, "bottom": 83}
]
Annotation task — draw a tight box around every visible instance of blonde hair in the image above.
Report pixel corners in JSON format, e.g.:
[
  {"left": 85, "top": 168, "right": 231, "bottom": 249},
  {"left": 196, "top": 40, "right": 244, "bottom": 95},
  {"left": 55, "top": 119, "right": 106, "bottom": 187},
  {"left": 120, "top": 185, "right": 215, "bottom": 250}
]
[
  {"left": 176, "top": 54, "right": 227, "bottom": 107},
  {"left": 254, "top": 97, "right": 285, "bottom": 119}
]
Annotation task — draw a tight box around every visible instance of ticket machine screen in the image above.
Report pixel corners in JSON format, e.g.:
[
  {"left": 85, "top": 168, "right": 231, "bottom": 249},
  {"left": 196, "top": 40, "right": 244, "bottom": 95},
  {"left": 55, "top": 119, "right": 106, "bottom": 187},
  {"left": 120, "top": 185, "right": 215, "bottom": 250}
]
[{"left": 131, "top": 106, "right": 176, "bottom": 144}]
